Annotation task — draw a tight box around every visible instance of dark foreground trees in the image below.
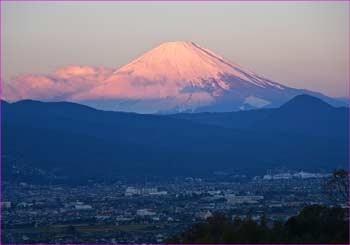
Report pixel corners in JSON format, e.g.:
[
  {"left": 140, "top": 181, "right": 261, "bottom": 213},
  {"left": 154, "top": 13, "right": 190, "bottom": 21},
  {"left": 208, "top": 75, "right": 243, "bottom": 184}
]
[
  {"left": 167, "top": 205, "right": 349, "bottom": 244},
  {"left": 323, "top": 169, "right": 349, "bottom": 204}
]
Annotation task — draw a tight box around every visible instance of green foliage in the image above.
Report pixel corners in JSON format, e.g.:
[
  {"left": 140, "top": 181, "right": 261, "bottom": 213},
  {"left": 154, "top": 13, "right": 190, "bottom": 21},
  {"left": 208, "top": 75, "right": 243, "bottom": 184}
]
[{"left": 167, "top": 205, "right": 349, "bottom": 244}]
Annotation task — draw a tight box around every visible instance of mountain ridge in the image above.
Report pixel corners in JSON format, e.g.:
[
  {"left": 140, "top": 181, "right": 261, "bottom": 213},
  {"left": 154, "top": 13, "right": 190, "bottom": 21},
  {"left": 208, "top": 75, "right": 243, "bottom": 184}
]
[
  {"left": 171, "top": 94, "right": 348, "bottom": 138},
  {"left": 2, "top": 95, "right": 348, "bottom": 183}
]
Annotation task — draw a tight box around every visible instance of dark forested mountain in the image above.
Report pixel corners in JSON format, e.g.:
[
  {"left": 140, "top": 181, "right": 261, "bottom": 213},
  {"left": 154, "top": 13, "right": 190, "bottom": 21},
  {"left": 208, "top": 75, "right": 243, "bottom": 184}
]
[
  {"left": 1, "top": 95, "right": 348, "bottom": 183},
  {"left": 172, "top": 94, "right": 349, "bottom": 138}
]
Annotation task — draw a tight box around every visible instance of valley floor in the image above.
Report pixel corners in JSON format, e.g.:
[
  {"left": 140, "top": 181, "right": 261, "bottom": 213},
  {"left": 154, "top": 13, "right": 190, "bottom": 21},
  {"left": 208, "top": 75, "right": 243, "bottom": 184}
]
[{"left": 1, "top": 173, "right": 343, "bottom": 244}]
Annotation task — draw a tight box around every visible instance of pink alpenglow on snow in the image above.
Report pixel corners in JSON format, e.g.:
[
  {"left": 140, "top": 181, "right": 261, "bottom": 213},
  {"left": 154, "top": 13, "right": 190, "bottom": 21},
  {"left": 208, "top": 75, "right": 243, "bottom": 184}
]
[{"left": 2, "top": 41, "right": 339, "bottom": 113}]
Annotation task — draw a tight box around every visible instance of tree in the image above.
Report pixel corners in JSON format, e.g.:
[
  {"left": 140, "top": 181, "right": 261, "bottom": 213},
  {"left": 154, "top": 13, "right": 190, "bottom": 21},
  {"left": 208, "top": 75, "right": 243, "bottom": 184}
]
[
  {"left": 260, "top": 212, "right": 267, "bottom": 228},
  {"left": 166, "top": 206, "right": 349, "bottom": 244},
  {"left": 324, "top": 169, "right": 349, "bottom": 204}
]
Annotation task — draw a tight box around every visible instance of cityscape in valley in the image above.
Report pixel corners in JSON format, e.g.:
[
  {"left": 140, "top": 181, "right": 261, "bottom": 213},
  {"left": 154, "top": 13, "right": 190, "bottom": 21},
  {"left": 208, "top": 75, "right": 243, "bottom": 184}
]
[
  {"left": 1, "top": 170, "right": 343, "bottom": 244},
  {"left": 1, "top": 2, "right": 349, "bottom": 244}
]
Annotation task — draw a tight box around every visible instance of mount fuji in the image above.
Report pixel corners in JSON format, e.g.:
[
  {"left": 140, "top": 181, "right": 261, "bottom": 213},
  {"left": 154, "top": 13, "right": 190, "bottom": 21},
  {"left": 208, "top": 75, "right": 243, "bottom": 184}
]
[{"left": 3, "top": 41, "right": 343, "bottom": 113}]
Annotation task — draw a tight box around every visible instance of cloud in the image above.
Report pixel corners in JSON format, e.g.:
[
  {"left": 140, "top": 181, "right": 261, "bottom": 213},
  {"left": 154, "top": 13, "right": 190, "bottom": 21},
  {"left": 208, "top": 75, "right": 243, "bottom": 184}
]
[
  {"left": 2, "top": 66, "right": 112, "bottom": 102},
  {"left": 2, "top": 64, "right": 215, "bottom": 104}
]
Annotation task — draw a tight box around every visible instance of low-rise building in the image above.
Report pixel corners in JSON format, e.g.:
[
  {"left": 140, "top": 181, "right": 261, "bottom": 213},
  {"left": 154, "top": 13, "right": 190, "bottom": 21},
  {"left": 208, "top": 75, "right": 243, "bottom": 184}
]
[
  {"left": 226, "top": 195, "right": 264, "bottom": 204},
  {"left": 136, "top": 209, "right": 156, "bottom": 216}
]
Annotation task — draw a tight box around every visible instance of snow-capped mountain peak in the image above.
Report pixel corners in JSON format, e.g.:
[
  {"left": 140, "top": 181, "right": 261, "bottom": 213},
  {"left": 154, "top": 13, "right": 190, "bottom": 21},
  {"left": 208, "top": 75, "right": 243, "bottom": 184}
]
[
  {"left": 3, "top": 41, "right": 338, "bottom": 113},
  {"left": 112, "top": 41, "right": 283, "bottom": 91}
]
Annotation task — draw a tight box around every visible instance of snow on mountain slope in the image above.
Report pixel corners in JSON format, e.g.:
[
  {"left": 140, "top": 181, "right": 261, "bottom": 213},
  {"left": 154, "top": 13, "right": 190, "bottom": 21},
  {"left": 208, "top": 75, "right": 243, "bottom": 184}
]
[
  {"left": 76, "top": 41, "right": 286, "bottom": 99},
  {"left": 72, "top": 41, "right": 294, "bottom": 112},
  {"left": 113, "top": 41, "right": 284, "bottom": 89},
  {"left": 2, "top": 41, "right": 341, "bottom": 113}
]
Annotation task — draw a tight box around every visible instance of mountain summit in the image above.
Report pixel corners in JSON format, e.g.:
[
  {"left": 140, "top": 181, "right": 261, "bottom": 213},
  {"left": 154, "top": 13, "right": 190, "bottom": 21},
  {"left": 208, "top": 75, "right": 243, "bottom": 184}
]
[
  {"left": 112, "top": 41, "right": 284, "bottom": 90},
  {"left": 3, "top": 41, "right": 341, "bottom": 113},
  {"left": 80, "top": 41, "right": 292, "bottom": 112}
]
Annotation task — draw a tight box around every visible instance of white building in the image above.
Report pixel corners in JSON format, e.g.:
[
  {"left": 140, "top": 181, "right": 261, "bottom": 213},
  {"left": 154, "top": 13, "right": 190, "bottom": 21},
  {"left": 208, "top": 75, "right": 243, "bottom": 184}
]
[
  {"left": 226, "top": 195, "right": 264, "bottom": 204},
  {"left": 196, "top": 210, "right": 213, "bottom": 220},
  {"left": 150, "top": 191, "right": 168, "bottom": 196},
  {"left": 293, "top": 171, "right": 330, "bottom": 179},
  {"left": 125, "top": 187, "right": 164, "bottom": 196},
  {"left": 263, "top": 171, "right": 330, "bottom": 180},
  {"left": 1, "top": 202, "right": 11, "bottom": 208},
  {"left": 125, "top": 187, "right": 141, "bottom": 196},
  {"left": 141, "top": 188, "right": 158, "bottom": 195},
  {"left": 136, "top": 209, "right": 156, "bottom": 216},
  {"left": 263, "top": 174, "right": 273, "bottom": 180},
  {"left": 75, "top": 204, "right": 93, "bottom": 210},
  {"left": 273, "top": 173, "right": 293, "bottom": 179}
]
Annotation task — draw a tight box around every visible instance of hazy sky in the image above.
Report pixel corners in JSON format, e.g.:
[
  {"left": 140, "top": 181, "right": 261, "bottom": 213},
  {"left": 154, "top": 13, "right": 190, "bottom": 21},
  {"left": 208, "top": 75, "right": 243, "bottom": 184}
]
[{"left": 2, "top": 1, "right": 349, "bottom": 97}]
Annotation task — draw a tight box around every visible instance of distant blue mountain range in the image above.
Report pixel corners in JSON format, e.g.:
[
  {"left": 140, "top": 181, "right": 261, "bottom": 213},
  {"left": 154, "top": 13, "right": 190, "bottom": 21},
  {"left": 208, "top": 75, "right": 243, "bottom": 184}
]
[{"left": 2, "top": 94, "right": 348, "bottom": 183}]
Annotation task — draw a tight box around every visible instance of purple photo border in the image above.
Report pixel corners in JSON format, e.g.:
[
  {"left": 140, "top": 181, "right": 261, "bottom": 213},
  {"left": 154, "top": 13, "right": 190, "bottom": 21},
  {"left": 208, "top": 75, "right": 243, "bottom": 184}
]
[
  {"left": 0, "top": 0, "right": 349, "bottom": 245},
  {"left": 0, "top": 0, "right": 350, "bottom": 2},
  {"left": 1, "top": 1, "right": 3, "bottom": 245}
]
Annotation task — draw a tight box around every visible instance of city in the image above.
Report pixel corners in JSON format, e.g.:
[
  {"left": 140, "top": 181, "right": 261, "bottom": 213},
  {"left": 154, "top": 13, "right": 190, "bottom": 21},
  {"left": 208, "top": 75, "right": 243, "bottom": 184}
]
[{"left": 2, "top": 170, "right": 339, "bottom": 244}]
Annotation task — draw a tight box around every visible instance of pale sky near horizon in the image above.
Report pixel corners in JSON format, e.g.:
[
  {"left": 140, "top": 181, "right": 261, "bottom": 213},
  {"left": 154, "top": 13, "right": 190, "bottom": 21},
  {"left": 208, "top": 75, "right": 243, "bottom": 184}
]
[{"left": 2, "top": 1, "right": 349, "bottom": 97}]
